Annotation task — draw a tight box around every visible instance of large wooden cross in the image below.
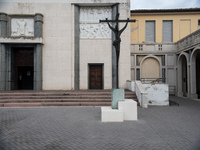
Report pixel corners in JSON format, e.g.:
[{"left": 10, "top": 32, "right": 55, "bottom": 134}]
[{"left": 99, "top": 13, "right": 136, "bottom": 88}]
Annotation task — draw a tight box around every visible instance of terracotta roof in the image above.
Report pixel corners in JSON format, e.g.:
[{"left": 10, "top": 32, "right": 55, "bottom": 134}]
[{"left": 131, "top": 8, "right": 200, "bottom": 13}]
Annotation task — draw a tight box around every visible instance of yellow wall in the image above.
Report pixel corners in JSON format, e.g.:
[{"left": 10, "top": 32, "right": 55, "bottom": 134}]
[{"left": 131, "top": 12, "right": 200, "bottom": 43}]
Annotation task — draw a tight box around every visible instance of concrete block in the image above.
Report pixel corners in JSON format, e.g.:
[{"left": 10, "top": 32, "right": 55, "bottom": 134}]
[
  {"left": 111, "top": 89, "right": 124, "bottom": 109},
  {"left": 101, "top": 107, "right": 123, "bottom": 122},
  {"left": 118, "top": 99, "right": 137, "bottom": 121}
]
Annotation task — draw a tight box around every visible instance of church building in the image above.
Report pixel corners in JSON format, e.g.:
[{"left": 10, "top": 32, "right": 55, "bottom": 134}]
[
  {"left": 0, "top": 0, "right": 131, "bottom": 91},
  {"left": 1, "top": 1, "right": 200, "bottom": 100}
]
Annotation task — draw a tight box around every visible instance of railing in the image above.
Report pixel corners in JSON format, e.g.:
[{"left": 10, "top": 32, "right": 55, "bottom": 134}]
[
  {"left": 135, "top": 81, "right": 148, "bottom": 108},
  {"left": 176, "top": 29, "right": 200, "bottom": 52},
  {"left": 140, "top": 78, "right": 166, "bottom": 84}
]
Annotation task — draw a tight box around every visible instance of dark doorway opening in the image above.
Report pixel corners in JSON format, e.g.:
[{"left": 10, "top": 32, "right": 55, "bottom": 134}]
[
  {"left": 196, "top": 52, "right": 200, "bottom": 99},
  {"left": 17, "top": 66, "right": 33, "bottom": 90},
  {"left": 182, "top": 56, "right": 187, "bottom": 97},
  {"left": 89, "top": 64, "right": 103, "bottom": 89},
  {"left": 14, "top": 48, "right": 34, "bottom": 90}
]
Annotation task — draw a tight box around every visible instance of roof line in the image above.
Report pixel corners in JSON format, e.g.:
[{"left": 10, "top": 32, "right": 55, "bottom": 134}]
[{"left": 131, "top": 8, "right": 200, "bottom": 13}]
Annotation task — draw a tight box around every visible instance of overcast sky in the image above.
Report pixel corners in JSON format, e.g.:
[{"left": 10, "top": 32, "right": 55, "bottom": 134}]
[{"left": 131, "top": 0, "right": 200, "bottom": 10}]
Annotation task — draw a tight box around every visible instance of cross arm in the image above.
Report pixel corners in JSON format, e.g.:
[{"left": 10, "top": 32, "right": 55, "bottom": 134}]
[{"left": 99, "top": 19, "right": 136, "bottom": 23}]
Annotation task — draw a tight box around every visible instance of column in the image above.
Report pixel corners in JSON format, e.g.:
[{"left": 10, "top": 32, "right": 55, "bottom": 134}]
[
  {"left": 34, "top": 13, "right": 43, "bottom": 37},
  {"left": 34, "top": 44, "right": 42, "bottom": 90},
  {"left": 0, "top": 44, "right": 7, "bottom": 90},
  {"left": 74, "top": 5, "right": 80, "bottom": 90},
  {"left": 0, "top": 13, "right": 7, "bottom": 37}
]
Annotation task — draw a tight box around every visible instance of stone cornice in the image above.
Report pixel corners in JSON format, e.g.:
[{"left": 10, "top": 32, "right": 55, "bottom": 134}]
[{"left": 0, "top": 37, "right": 43, "bottom": 44}]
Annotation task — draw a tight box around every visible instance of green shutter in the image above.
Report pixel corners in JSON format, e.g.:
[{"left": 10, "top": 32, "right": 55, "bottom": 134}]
[
  {"left": 145, "top": 21, "right": 155, "bottom": 42},
  {"left": 163, "top": 20, "right": 173, "bottom": 42}
]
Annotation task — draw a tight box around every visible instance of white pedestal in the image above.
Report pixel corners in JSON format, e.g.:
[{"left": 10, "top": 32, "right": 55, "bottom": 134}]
[
  {"left": 118, "top": 99, "right": 137, "bottom": 120},
  {"left": 101, "top": 107, "right": 123, "bottom": 122}
]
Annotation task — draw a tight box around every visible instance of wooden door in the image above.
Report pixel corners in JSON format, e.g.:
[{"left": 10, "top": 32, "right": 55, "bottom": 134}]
[
  {"left": 15, "top": 49, "right": 34, "bottom": 67},
  {"left": 89, "top": 65, "right": 103, "bottom": 89}
]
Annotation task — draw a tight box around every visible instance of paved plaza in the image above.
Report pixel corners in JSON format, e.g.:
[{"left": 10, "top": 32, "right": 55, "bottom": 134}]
[{"left": 0, "top": 96, "right": 200, "bottom": 150}]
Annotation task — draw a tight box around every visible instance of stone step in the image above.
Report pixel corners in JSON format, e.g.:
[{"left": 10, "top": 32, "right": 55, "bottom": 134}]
[
  {"left": 0, "top": 90, "right": 139, "bottom": 107},
  {"left": 0, "top": 99, "right": 112, "bottom": 103},
  {"left": 0, "top": 95, "right": 136, "bottom": 100},
  {"left": 0, "top": 92, "right": 111, "bottom": 96},
  {"left": 0, "top": 102, "right": 111, "bottom": 107},
  {"left": 1, "top": 103, "right": 43, "bottom": 107},
  {"left": 0, "top": 91, "right": 136, "bottom": 96},
  {"left": 0, "top": 93, "right": 136, "bottom": 98},
  {"left": 0, "top": 101, "right": 139, "bottom": 107},
  {"left": 43, "top": 102, "right": 111, "bottom": 107}
]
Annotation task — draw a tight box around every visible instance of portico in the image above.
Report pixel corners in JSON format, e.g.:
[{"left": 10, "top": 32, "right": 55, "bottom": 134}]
[
  {"left": 176, "top": 29, "right": 200, "bottom": 99},
  {"left": 0, "top": 12, "right": 43, "bottom": 91}
]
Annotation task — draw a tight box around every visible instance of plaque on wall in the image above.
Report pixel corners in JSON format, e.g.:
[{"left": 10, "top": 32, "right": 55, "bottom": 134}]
[{"left": 11, "top": 18, "right": 34, "bottom": 37}]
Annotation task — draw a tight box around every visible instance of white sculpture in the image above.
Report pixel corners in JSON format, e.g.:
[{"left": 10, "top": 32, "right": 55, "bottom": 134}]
[
  {"left": 80, "top": 7, "right": 112, "bottom": 39},
  {"left": 11, "top": 18, "right": 34, "bottom": 37},
  {"left": 17, "top": 19, "right": 27, "bottom": 36}
]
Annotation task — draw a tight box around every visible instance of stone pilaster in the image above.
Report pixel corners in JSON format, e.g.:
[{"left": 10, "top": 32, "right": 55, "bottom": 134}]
[
  {"left": 0, "top": 44, "right": 7, "bottom": 90},
  {"left": 0, "top": 13, "right": 8, "bottom": 37},
  {"left": 34, "top": 13, "right": 43, "bottom": 37},
  {"left": 34, "top": 44, "right": 43, "bottom": 90},
  {"left": 74, "top": 5, "right": 80, "bottom": 90}
]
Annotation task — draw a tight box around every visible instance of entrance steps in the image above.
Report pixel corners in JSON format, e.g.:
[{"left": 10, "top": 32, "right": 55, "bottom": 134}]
[{"left": 0, "top": 90, "right": 139, "bottom": 107}]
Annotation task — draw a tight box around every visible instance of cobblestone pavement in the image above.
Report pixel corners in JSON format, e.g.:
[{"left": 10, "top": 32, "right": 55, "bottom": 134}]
[{"left": 0, "top": 96, "right": 200, "bottom": 150}]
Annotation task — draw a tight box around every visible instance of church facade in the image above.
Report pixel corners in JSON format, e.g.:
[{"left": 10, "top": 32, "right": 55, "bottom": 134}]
[
  {"left": 130, "top": 8, "right": 200, "bottom": 99},
  {"left": 1, "top": 1, "right": 200, "bottom": 100},
  {"left": 0, "top": 0, "right": 131, "bottom": 91}
]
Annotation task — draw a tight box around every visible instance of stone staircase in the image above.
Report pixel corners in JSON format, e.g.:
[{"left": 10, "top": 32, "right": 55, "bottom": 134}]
[{"left": 0, "top": 90, "right": 139, "bottom": 107}]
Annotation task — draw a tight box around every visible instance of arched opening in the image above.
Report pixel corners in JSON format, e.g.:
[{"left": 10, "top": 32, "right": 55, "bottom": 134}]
[
  {"left": 182, "top": 55, "right": 188, "bottom": 97},
  {"left": 196, "top": 52, "right": 200, "bottom": 98},
  {"left": 141, "top": 57, "right": 160, "bottom": 78}
]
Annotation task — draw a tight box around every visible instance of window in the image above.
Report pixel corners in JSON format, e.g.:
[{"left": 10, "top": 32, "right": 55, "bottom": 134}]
[
  {"left": 145, "top": 21, "right": 155, "bottom": 42},
  {"left": 158, "top": 45, "right": 162, "bottom": 51},
  {"left": 198, "top": 20, "right": 200, "bottom": 29},
  {"left": 139, "top": 45, "right": 143, "bottom": 51},
  {"left": 163, "top": 20, "right": 173, "bottom": 42},
  {"left": 136, "top": 69, "right": 140, "bottom": 80},
  {"left": 162, "top": 55, "right": 165, "bottom": 66},
  {"left": 136, "top": 55, "right": 139, "bottom": 66}
]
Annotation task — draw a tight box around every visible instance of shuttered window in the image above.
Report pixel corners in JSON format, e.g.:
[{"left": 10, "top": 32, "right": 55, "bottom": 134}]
[
  {"left": 145, "top": 21, "right": 155, "bottom": 42},
  {"left": 163, "top": 20, "right": 173, "bottom": 42}
]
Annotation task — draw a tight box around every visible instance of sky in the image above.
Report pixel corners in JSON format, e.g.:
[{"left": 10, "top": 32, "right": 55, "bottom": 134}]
[{"left": 131, "top": 0, "right": 200, "bottom": 10}]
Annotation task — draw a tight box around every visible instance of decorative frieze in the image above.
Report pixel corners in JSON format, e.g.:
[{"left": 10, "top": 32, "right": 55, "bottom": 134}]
[
  {"left": 80, "top": 23, "right": 111, "bottom": 38},
  {"left": 11, "top": 18, "right": 34, "bottom": 37},
  {"left": 80, "top": 7, "right": 112, "bottom": 39}
]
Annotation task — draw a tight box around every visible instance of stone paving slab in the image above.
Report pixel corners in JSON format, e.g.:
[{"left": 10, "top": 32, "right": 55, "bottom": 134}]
[{"left": 0, "top": 96, "right": 200, "bottom": 150}]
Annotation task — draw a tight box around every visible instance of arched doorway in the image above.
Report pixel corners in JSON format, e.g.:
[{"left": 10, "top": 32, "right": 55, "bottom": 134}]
[
  {"left": 141, "top": 57, "right": 160, "bottom": 78},
  {"left": 196, "top": 52, "right": 200, "bottom": 98},
  {"left": 190, "top": 48, "right": 200, "bottom": 99},
  {"left": 182, "top": 56, "right": 188, "bottom": 97}
]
